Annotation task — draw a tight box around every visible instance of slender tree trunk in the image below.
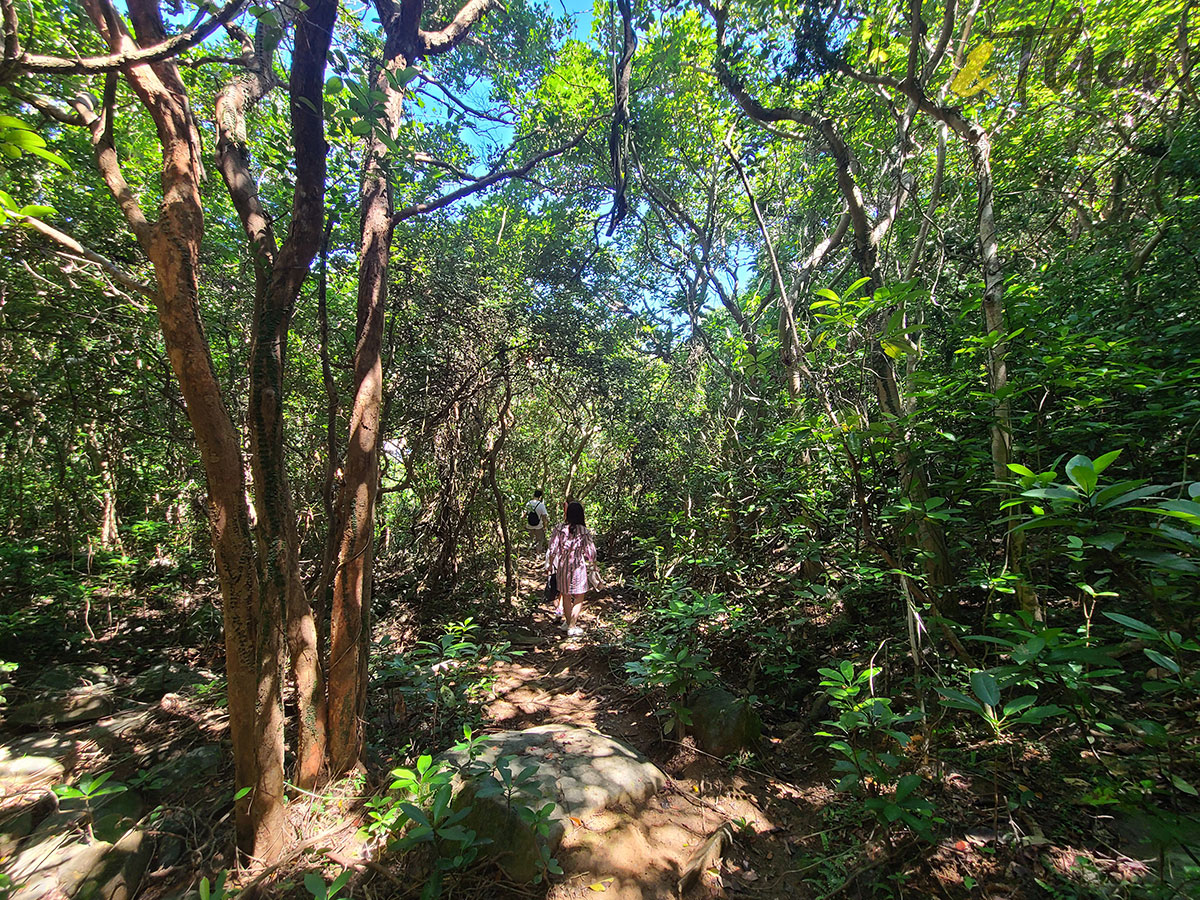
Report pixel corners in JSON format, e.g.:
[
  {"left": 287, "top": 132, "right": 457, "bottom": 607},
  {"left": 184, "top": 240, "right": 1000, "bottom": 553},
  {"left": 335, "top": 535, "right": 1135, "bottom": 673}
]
[
  {"left": 486, "top": 374, "right": 515, "bottom": 604},
  {"left": 968, "top": 131, "right": 1039, "bottom": 621},
  {"left": 329, "top": 65, "right": 403, "bottom": 775},
  {"left": 315, "top": 216, "right": 339, "bottom": 661}
]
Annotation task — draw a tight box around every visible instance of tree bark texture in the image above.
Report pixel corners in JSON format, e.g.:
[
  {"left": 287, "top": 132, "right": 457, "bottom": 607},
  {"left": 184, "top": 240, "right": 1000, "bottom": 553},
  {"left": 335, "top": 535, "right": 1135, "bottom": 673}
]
[
  {"left": 327, "top": 0, "right": 502, "bottom": 776},
  {"left": 76, "top": 0, "right": 271, "bottom": 859},
  {"left": 213, "top": 0, "right": 337, "bottom": 790}
]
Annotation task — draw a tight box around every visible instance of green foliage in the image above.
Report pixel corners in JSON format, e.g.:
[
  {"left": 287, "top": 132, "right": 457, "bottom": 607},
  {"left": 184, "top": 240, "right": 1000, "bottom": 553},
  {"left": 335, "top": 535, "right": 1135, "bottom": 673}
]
[
  {"left": 361, "top": 728, "right": 562, "bottom": 895},
  {"left": 303, "top": 871, "right": 351, "bottom": 900},
  {"left": 815, "top": 661, "right": 933, "bottom": 840},
  {"left": 373, "top": 619, "right": 518, "bottom": 740},
  {"left": 934, "top": 669, "right": 1065, "bottom": 738},
  {"left": 198, "top": 871, "right": 231, "bottom": 900}
]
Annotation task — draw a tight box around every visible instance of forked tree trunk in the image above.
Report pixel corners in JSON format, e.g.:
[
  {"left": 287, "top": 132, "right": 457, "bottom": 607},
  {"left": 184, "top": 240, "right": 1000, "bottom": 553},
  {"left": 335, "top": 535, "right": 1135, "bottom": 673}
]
[
  {"left": 214, "top": 0, "right": 336, "bottom": 790},
  {"left": 73, "top": 0, "right": 337, "bottom": 862},
  {"left": 75, "top": 0, "right": 271, "bottom": 858}
]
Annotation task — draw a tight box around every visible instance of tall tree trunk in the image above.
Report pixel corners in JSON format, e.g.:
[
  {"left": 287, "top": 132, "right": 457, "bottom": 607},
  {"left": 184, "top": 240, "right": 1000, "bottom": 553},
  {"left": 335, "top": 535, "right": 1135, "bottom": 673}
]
[
  {"left": 486, "top": 372, "right": 515, "bottom": 604},
  {"left": 214, "top": 0, "right": 337, "bottom": 790},
  {"left": 326, "top": 0, "right": 506, "bottom": 773},
  {"left": 75, "top": 0, "right": 272, "bottom": 860},
  {"left": 893, "top": 78, "right": 1040, "bottom": 622},
  {"left": 328, "top": 67, "right": 402, "bottom": 775},
  {"left": 315, "top": 216, "right": 339, "bottom": 661},
  {"left": 969, "top": 130, "right": 1038, "bottom": 621}
]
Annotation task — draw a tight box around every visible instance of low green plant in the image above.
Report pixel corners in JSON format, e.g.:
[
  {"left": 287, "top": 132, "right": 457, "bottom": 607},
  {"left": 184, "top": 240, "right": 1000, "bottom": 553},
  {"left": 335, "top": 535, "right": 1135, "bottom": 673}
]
[
  {"left": 54, "top": 771, "right": 128, "bottom": 838},
  {"left": 198, "top": 871, "right": 231, "bottom": 900},
  {"left": 935, "top": 670, "right": 1066, "bottom": 738},
  {"left": 625, "top": 640, "right": 714, "bottom": 737},
  {"left": 303, "top": 870, "right": 351, "bottom": 900},
  {"left": 374, "top": 619, "right": 517, "bottom": 737},
  {"left": 815, "top": 661, "right": 933, "bottom": 839}
]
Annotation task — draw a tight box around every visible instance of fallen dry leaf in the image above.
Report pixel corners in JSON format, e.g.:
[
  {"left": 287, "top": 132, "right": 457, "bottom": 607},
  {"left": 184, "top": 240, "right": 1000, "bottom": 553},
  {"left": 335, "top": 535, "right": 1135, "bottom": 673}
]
[{"left": 589, "top": 878, "right": 614, "bottom": 892}]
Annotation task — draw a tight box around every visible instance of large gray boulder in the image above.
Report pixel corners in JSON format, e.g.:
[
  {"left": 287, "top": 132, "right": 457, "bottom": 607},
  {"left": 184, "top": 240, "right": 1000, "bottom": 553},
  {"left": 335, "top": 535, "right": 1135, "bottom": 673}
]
[
  {"left": 688, "top": 686, "right": 761, "bottom": 758},
  {"left": 439, "top": 724, "right": 665, "bottom": 882}
]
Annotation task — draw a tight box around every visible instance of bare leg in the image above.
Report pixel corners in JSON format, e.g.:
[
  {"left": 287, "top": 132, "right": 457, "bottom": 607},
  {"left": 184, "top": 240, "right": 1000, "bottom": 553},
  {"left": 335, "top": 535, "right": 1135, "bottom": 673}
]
[{"left": 564, "top": 592, "right": 585, "bottom": 629}]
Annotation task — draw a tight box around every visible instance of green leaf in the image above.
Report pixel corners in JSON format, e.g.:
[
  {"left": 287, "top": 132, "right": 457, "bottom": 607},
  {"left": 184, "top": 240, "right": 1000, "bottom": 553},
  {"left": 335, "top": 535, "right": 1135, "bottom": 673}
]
[
  {"left": 304, "top": 874, "right": 328, "bottom": 900},
  {"left": 1007, "top": 463, "right": 1035, "bottom": 477},
  {"left": 26, "top": 146, "right": 68, "bottom": 168},
  {"left": 894, "top": 774, "right": 921, "bottom": 801},
  {"left": 970, "top": 671, "right": 1001, "bottom": 708},
  {"left": 935, "top": 687, "right": 984, "bottom": 713},
  {"left": 1065, "top": 455, "right": 1097, "bottom": 494},
  {"left": 1097, "top": 483, "right": 1167, "bottom": 511},
  {"left": 1171, "top": 775, "right": 1198, "bottom": 796},
  {"left": 398, "top": 802, "right": 431, "bottom": 829},
  {"left": 13, "top": 203, "right": 55, "bottom": 221},
  {"left": 1092, "top": 449, "right": 1122, "bottom": 476},
  {"left": 329, "top": 870, "right": 353, "bottom": 896},
  {"left": 1143, "top": 648, "right": 1180, "bottom": 674},
  {"left": 1102, "top": 612, "right": 1162, "bottom": 638}
]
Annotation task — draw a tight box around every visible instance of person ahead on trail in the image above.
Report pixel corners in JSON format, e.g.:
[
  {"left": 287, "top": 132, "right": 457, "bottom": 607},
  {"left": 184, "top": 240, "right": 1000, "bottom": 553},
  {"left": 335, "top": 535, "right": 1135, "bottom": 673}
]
[
  {"left": 524, "top": 490, "right": 549, "bottom": 555},
  {"left": 547, "top": 500, "right": 596, "bottom": 637}
]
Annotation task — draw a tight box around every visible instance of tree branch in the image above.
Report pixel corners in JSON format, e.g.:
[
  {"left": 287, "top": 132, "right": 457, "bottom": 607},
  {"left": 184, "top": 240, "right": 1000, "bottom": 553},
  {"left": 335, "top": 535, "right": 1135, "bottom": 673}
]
[
  {"left": 392, "top": 129, "right": 587, "bottom": 225},
  {"left": 4, "top": 85, "right": 84, "bottom": 125},
  {"left": 420, "top": 0, "right": 503, "bottom": 57},
  {"left": 6, "top": 0, "right": 247, "bottom": 76},
  {"left": 2, "top": 0, "right": 19, "bottom": 65},
  {"left": 15, "top": 213, "right": 158, "bottom": 304},
  {"left": 72, "top": 87, "right": 152, "bottom": 247}
]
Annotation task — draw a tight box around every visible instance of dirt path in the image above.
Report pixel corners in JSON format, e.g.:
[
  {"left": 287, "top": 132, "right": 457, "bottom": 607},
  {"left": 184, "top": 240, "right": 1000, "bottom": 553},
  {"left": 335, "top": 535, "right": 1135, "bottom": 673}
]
[{"left": 480, "top": 556, "right": 834, "bottom": 900}]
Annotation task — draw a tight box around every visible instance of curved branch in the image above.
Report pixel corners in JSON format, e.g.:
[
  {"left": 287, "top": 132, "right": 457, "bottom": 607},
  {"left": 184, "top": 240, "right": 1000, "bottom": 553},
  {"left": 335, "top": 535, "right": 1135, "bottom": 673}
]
[
  {"left": 420, "top": 0, "right": 502, "bottom": 57},
  {"left": 7, "top": 0, "right": 247, "bottom": 76},
  {"left": 392, "top": 128, "right": 587, "bottom": 225},
  {"left": 16, "top": 213, "right": 158, "bottom": 302},
  {"left": 4, "top": 85, "right": 84, "bottom": 125}
]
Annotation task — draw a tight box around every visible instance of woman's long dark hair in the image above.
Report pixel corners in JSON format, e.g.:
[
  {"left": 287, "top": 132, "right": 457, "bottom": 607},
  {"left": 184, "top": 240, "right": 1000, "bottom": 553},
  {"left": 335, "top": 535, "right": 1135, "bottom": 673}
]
[{"left": 565, "top": 501, "right": 586, "bottom": 534}]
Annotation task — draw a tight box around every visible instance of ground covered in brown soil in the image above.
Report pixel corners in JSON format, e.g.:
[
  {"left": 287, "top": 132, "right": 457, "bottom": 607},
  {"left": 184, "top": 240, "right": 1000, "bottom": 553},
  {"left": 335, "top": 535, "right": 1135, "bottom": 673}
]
[{"left": 1, "top": 557, "right": 1182, "bottom": 900}]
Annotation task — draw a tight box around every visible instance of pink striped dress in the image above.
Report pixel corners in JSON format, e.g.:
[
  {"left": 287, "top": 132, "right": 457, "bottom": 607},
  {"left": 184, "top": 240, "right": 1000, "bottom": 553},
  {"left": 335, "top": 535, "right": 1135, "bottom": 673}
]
[{"left": 547, "top": 524, "right": 597, "bottom": 595}]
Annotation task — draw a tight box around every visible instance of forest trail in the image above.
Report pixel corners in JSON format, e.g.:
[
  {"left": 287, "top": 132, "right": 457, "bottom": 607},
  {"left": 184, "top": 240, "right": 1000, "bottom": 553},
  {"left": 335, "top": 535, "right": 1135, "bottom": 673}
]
[{"left": 477, "top": 555, "right": 833, "bottom": 900}]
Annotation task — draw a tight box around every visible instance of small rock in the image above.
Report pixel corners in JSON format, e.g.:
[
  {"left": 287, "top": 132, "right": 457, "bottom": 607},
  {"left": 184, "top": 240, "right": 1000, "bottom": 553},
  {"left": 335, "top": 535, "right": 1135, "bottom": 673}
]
[
  {"left": 688, "top": 687, "right": 761, "bottom": 758},
  {"left": 9, "top": 832, "right": 110, "bottom": 900},
  {"left": 0, "top": 754, "right": 65, "bottom": 788},
  {"left": 89, "top": 709, "right": 155, "bottom": 744},
  {"left": 7, "top": 685, "right": 116, "bottom": 727},
  {"left": 2, "top": 732, "right": 78, "bottom": 764},
  {"left": 127, "top": 663, "right": 196, "bottom": 701},
  {"left": 150, "top": 746, "right": 225, "bottom": 786},
  {"left": 75, "top": 828, "right": 153, "bottom": 900}
]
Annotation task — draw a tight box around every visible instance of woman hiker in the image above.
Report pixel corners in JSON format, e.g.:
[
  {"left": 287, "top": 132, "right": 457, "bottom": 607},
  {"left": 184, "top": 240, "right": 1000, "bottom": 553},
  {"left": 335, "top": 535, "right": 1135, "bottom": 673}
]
[{"left": 546, "top": 500, "right": 597, "bottom": 637}]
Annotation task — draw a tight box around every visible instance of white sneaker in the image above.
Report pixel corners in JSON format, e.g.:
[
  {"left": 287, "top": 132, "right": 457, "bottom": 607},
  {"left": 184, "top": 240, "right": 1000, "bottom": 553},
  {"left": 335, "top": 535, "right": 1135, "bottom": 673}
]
[{"left": 568, "top": 626, "right": 583, "bottom": 637}]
